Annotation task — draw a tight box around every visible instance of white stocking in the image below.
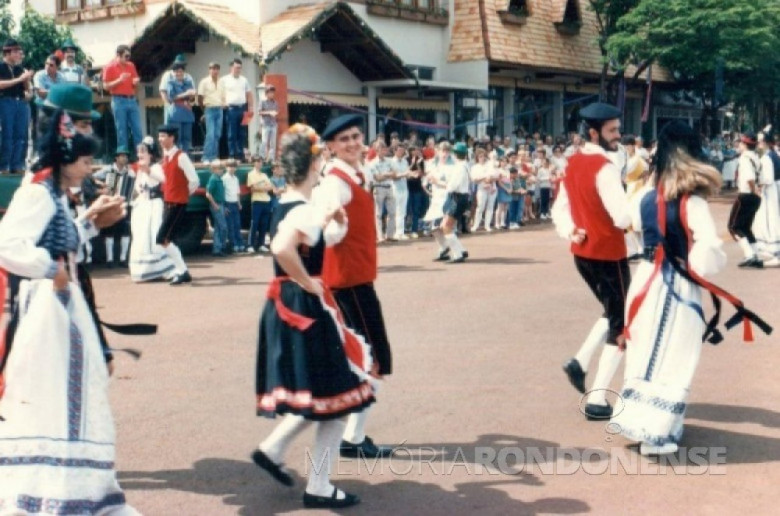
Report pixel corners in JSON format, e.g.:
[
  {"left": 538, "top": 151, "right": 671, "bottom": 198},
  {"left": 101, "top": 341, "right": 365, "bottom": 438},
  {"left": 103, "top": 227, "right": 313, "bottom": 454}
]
[
  {"left": 574, "top": 317, "right": 609, "bottom": 372},
  {"left": 306, "top": 419, "right": 347, "bottom": 498},
  {"left": 259, "top": 414, "right": 311, "bottom": 464}
]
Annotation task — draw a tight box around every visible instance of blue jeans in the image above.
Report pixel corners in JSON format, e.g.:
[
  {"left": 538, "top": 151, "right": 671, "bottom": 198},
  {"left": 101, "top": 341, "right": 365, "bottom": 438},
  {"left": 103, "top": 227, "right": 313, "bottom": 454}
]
[
  {"left": 408, "top": 190, "right": 428, "bottom": 233},
  {"left": 260, "top": 124, "right": 277, "bottom": 161},
  {"left": 170, "top": 121, "right": 193, "bottom": 152},
  {"left": 225, "top": 201, "right": 244, "bottom": 250},
  {"left": 210, "top": 204, "right": 228, "bottom": 253},
  {"left": 226, "top": 105, "right": 246, "bottom": 160},
  {"left": 203, "top": 107, "right": 223, "bottom": 161},
  {"left": 508, "top": 197, "right": 524, "bottom": 224},
  {"left": 111, "top": 96, "right": 143, "bottom": 151},
  {"left": 249, "top": 200, "right": 272, "bottom": 250},
  {"left": 0, "top": 98, "right": 30, "bottom": 172}
]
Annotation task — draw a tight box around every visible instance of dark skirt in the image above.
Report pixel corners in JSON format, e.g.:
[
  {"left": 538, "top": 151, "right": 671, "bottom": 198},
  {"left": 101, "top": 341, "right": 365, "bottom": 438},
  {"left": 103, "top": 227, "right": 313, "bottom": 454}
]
[
  {"left": 256, "top": 281, "right": 375, "bottom": 421},
  {"left": 331, "top": 283, "right": 393, "bottom": 375},
  {"left": 443, "top": 192, "right": 471, "bottom": 219}
]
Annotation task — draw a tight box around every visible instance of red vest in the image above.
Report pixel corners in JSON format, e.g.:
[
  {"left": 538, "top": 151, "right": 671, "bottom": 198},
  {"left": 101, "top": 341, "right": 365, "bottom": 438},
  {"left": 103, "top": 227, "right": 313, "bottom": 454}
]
[
  {"left": 322, "top": 168, "right": 377, "bottom": 289},
  {"left": 563, "top": 152, "right": 627, "bottom": 261},
  {"left": 162, "top": 150, "right": 190, "bottom": 204}
]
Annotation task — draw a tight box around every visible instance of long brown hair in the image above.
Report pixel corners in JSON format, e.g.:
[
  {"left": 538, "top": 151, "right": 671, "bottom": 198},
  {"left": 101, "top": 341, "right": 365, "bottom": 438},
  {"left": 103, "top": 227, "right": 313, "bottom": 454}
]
[{"left": 659, "top": 148, "right": 722, "bottom": 200}]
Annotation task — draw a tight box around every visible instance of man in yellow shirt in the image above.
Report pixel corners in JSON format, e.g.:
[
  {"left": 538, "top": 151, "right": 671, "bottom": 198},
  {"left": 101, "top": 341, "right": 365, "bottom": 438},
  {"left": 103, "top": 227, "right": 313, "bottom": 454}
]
[
  {"left": 247, "top": 155, "right": 274, "bottom": 252},
  {"left": 197, "top": 62, "right": 226, "bottom": 164}
]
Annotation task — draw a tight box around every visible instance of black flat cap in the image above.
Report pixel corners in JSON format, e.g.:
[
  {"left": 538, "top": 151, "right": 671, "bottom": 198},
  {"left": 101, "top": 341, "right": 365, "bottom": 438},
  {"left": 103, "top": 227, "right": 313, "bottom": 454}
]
[
  {"left": 580, "top": 102, "right": 622, "bottom": 122},
  {"left": 157, "top": 124, "right": 179, "bottom": 135},
  {"left": 322, "top": 114, "right": 364, "bottom": 141}
]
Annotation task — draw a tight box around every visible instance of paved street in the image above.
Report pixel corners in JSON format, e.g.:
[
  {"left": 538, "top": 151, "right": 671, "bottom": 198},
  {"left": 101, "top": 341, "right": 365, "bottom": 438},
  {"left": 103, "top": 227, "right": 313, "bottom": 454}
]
[{"left": 96, "top": 196, "right": 778, "bottom": 515}]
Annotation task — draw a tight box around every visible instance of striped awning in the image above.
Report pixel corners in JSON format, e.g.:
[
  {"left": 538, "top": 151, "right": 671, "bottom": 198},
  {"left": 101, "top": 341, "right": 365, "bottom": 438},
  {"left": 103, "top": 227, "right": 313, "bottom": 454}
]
[
  {"left": 288, "top": 93, "right": 368, "bottom": 107},
  {"left": 378, "top": 98, "right": 450, "bottom": 111}
]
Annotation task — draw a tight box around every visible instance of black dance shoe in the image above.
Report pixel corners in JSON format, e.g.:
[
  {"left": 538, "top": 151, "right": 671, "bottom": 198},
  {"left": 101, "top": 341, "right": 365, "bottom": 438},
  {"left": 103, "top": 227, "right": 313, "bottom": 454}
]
[
  {"left": 563, "top": 358, "right": 586, "bottom": 394},
  {"left": 433, "top": 249, "right": 450, "bottom": 262},
  {"left": 738, "top": 257, "right": 764, "bottom": 268},
  {"left": 340, "top": 436, "right": 394, "bottom": 458},
  {"left": 251, "top": 449, "right": 294, "bottom": 487},
  {"left": 584, "top": 402, "right": 613, "bottom": 421},
  {"left": 169, "top": 271, "right": 192, "bottom": 285},
  {"left": 462, "top": 250, "right": 469, "bottom": 258},
  {"left": 303, "top": 487, "right": 360, "bottom": 509}
]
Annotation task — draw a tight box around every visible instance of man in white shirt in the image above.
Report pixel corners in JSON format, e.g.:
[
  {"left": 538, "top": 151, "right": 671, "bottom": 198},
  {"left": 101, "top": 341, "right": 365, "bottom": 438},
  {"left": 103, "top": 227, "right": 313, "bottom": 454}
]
[
  {"left": 221, "top": 58, "right": 254, "bottom": 161},
  {"left": 368, "top": 140, "right": 396, "bottom": 242},
  {"left": 728, "top": 132, "right": 763, "bottom": 268},
  {"left": 156, "top": 125, "right": 200, "bottom": 285},
  {"left": 552, "top": 102, "right": 631, "bottom": 420},
  {"left": 389, "top": 143, "right": 410, "bottom": 239}
]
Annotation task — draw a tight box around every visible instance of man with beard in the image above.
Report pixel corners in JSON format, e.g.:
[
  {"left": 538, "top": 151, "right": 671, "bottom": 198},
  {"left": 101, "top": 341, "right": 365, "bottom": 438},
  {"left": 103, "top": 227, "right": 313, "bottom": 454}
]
[{"left": 552, "top": 102, "right": 631, "bottom": 420}]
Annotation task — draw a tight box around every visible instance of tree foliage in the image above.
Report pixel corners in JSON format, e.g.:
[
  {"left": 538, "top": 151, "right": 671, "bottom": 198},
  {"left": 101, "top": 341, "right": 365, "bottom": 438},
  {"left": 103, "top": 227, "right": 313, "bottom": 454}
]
[
  {"left": 16, "top": 7, "right": 82, "bottom": 72},
  {"left": 606, "top": 0, "right": 780, "bottom": 131},
  {"left": 0, "top": 0, "right": 14, "bottom": 43}
]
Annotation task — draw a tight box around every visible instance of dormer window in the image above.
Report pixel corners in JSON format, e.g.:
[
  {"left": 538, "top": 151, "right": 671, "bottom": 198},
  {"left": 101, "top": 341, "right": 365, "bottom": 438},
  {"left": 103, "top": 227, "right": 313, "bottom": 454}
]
[
  {"left": 499, "top": 0, "right": 530, "bottom": 25},
  {"left": 555, "top": 0, "right": 582, "bottom": 35}
]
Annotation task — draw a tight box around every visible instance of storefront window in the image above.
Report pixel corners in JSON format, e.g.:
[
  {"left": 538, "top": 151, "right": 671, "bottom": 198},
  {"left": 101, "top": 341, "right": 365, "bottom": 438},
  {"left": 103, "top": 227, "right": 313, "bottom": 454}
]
[
  {"left": 455, "top": 88, "right": 503, "bottom": 141},
  {"left": 514, "top": 89, "right": 555, "bottom": 137}
]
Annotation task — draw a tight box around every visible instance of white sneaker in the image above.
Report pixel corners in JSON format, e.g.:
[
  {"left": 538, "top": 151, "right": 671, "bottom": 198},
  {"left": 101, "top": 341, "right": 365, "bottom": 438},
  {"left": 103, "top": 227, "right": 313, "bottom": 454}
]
[
  {"left": 485, "top": 227, "right": 493, "bottom": 233},
  {"left": 201, "top": 160, "right": 210, "bottom": 166},
  {"left": 640, "top": 442, "right": 678, "bottom": 456},
  {"left": 509, "top": 223, "right": 520, "bottom": 230},
  {"left": 259, "top": 245, "right": 270, "bottom": 252},
  {"left": 470, "top": 226, "right": 479, "bottom": 233},
  {"left": 397, "top": 234, "right": 410, "bottom": 240}
]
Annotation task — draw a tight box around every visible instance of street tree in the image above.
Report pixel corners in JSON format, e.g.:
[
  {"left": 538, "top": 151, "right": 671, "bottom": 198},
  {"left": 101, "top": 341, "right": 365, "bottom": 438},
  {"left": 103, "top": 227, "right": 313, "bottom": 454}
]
[{"left": 606, "top": 0, "right": 780, "bottom": 134}]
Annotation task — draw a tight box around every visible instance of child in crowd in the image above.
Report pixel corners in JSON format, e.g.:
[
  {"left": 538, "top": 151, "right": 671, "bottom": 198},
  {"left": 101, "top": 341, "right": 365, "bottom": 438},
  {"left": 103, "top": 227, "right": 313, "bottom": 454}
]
[
  {"left": 205, "top": 160, "right": 229, "bottom": 256},
  {"left": 537, "top": 156, "right": 555, "bottom": 220},
  {"left": 247, "top": 156, "right": 273, "bottom": 253},
  {"left": 223, "top": 158, "right": 246, "bottom": 252},
  {"left": 495, "top": 158, "right": 512, "bottom": 229}
]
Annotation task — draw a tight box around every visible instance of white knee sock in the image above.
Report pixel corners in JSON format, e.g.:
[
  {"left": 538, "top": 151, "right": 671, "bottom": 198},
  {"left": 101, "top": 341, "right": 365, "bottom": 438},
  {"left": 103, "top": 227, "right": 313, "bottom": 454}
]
[
  {"left": 105, "top": 237, "right": 114, "bottom": 262},
  {"left": 306, "top": 419, "right": 347, "bottom": 498},
  {"left": 574, "top": 317, "right": 609, "bottom": 372},
  {"left": 445, "top": 233, "right": 464, "bottom": 258},
  {"left": 343, "top": 381, "right": 381, "bottom": 444},
  {"left": 587, "top": 345, "right": 623, "bottom": 405},
  {"left": 164, "top": 243, "right": 187, "bottom": 274},
  {"left": 120, "top": 236, "right": 130, "bottom": 262},
  {"left": 260, "top": 414, "right": 311, "bottom": 464},
  {"left": 737, "top": 237, "right": 755, "bottom": 259},
  {"left": 433, "top": 230, "right": 447, "bottom": 252}
]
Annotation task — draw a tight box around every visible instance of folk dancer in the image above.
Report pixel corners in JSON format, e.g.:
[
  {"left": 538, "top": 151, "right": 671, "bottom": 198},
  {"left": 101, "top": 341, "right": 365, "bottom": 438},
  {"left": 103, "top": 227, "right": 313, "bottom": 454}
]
[
  {"left": 552, "top": 102, "right": 631, "bottom": 420},
  {"left": 316, "top": 114, "right": 394, "bottom": 459},
  {"left": 156, "top": 125, "right": 199, "bottom": 285},
  {"left": 614, "top": 121, "right": 771, "bottom": 455},
  {"left": 129, "top": 137, "right": 176, "bottom": 281},
  {"left": 727, "top": 133, "right": 763, "bottom": 268},
  {"left": 252, "top": 125, "right": 374, "bottom": 509},
  {"left": 0, "top": 111, "right": 138, "bottom": 514},
  {"left": 95, "top": 146, "right": 135, "bottom": 268},
  {"left": 422, "top": 142, "right": 451, "bottom": 243},
  {"left": 429, "top": 142, "right": 471, "bottom": 263},
  {"left": 752, "top": 132, "right": 780, "bottom": 266}
]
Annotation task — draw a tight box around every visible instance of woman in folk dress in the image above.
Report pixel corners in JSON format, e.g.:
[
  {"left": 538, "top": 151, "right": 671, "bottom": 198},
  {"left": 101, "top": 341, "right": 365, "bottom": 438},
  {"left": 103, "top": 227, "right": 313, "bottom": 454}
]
[
  {"left": 613, "top": 121, "right": 764, "bottom": 456},
  {"left": 252, "top": 125, "right": 374, "bottom": 510},
  {"left": 0, "top": 111, "right": 138, "bottom": 514},
  {"left": 128, "top": 137, "right": 175, "bottom": 282}
]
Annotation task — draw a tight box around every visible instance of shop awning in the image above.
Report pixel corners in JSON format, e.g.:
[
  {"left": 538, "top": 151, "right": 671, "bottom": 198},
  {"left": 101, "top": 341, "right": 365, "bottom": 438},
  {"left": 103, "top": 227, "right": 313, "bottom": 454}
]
[
  {"left": 378, "top": 98, "right": 450, "bottom": 111},
  {"left": 288, "top": 92, "right": 368, "bottom": 107}
]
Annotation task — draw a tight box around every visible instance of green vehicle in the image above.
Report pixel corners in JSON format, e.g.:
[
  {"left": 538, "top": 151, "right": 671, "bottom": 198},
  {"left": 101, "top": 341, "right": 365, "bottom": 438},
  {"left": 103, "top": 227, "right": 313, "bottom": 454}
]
[{"left": 0, "top": 165, "right": 255, "bottom": 255}]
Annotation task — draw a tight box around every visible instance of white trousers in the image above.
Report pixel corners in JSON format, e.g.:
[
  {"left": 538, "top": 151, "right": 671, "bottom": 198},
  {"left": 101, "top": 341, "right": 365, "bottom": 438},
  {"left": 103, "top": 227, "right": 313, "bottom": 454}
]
[
  {"left": 472, "top": 187, "right": 497, "bottom": 230},
  {"left": 393, "top": 185, "right": 408, "bottom": 237}
]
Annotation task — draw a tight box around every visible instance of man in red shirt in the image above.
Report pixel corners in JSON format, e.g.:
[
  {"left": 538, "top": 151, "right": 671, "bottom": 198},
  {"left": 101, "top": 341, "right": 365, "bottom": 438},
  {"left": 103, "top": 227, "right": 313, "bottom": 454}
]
[
  {"left": 102, "top": 44, "right": 143, "bottom": 152},
  {"left": 551, "top": 102, "right": 631, "bottom": 421},
  {"left": 317, "top": 114, "right": 393, "bottom": 459}
]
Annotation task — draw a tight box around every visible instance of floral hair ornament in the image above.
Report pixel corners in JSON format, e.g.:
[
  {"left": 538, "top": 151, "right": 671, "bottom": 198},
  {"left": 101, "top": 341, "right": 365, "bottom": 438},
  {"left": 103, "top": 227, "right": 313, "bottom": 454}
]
[{"left": 287, "top": 123, "right": 322, "bottom": 156}]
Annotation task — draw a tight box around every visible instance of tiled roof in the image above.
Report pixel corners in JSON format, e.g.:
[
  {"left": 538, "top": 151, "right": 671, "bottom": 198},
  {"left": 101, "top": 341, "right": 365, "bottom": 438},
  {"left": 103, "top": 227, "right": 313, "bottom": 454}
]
[
  {"left": 260, "top": 1, "right": 335, "bottom": 60},
  {"left": 450, "top": 0, "right": 663, "bottom": 80},
  {"left": 174, "top": 0, "right": 261, "bottom": 57}
]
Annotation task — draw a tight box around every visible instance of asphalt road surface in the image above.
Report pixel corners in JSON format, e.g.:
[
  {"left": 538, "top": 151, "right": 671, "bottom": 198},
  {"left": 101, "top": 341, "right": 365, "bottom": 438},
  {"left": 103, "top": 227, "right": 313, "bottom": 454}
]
[{"left": 95, "top": 195, "right": 778, "bottom": 515}]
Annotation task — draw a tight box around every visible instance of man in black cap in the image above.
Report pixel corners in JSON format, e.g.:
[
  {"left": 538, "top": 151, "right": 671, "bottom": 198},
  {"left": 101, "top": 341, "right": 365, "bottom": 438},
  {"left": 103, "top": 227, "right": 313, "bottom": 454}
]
[
  {"left": 0, "top": 39, "right": 33, "bottom": 174},
  {"left": 551, "top": 102, "right": 631, "bottom": 420},
  {"left": 728, "top": 132, "right": 763, "bottom": 268},
  {"left": 157, "top": 124, "right": 199, "bottom": 284},
  {"left": 317, "top": 114, "right": 394, "bottom": 459}
]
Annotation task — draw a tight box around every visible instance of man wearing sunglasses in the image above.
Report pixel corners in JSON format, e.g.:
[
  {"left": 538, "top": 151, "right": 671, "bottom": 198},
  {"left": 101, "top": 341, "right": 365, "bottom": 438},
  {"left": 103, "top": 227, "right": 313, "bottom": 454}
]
[{"left": 102, "top": 44, "right": 142, "bottom": 152}]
